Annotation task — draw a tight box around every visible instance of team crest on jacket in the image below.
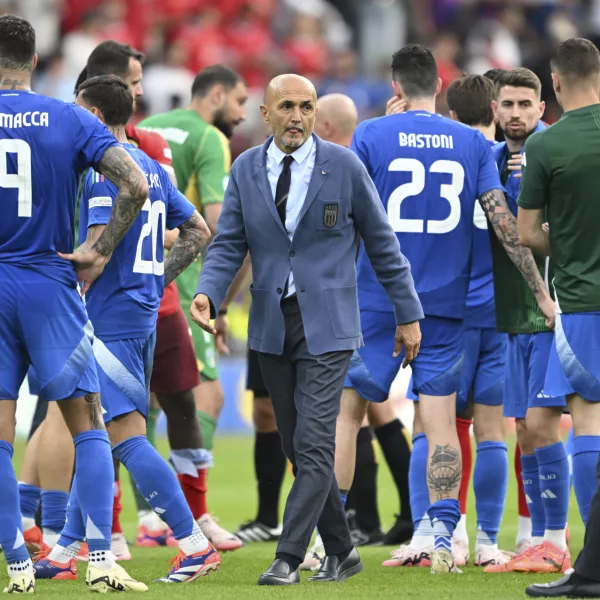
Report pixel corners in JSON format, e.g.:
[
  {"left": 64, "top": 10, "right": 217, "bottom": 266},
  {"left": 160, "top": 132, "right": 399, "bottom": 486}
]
[{"left": 323, "top": 203, "right": 338, "bottom": 228}]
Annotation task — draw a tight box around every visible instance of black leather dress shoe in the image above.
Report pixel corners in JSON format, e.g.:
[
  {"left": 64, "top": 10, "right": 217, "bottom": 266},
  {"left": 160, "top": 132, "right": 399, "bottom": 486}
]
[
  {"left": 307, "top": 547, "right": 363, "bottom": 583},
  {"left": 257, "top": 559, "right": 300, "bottom": 586},
  {"left": 526, "top": 571, "right": 600, "bottom": 597}
]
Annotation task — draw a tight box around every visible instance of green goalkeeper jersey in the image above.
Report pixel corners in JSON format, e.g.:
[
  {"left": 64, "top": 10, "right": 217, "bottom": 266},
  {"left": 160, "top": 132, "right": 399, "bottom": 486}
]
[
  {"left": 138, "top": 109, "right": 231, "bottom": 337},
  {"left": 518, "top": 104, "right": 600, "bottom": 314}
]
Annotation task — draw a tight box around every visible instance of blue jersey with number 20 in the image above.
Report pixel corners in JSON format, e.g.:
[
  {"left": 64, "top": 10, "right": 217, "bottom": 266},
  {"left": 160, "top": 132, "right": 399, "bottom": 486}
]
[
  {"left": 351, "top": 111, "right": 501, "bottom": 319},
  {"left": 79, "top": 143, "right": 195, "bottom": 341}
]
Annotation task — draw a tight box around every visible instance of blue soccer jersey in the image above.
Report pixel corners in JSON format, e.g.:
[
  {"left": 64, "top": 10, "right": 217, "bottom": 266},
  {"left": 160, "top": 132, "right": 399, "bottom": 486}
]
[
  {"left": 464, "top": 139, "right": 498, "bottom": 329},
  {"left": 0, "top": 90, "right": 118, "bottom": 284},
  {"left": 351, "top": 111, "right": 501, "bottom": 319},
  {"left": 79, "top": 144, "right": 195, "bottom": 341}
]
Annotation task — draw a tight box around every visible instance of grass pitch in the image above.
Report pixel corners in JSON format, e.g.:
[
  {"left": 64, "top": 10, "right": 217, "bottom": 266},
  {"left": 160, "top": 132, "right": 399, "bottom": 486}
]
[{"left": 3, "top": 435, "right": 582, "bottom": 598}]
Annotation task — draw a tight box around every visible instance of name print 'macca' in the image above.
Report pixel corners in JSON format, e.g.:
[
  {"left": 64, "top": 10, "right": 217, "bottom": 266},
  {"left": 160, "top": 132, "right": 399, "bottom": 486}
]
[{"left": 0, "top": 111, "right": 49, "bottom": 128}]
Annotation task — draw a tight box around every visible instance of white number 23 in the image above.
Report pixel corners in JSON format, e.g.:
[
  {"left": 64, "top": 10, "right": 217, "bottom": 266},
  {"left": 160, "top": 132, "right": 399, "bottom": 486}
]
[{"left": 387, "top": 158, "right": 464, "bottom": 234}]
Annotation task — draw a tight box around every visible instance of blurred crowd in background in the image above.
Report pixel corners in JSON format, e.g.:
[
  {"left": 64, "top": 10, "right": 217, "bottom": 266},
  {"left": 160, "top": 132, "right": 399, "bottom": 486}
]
[
  {"left": 7, "top": 0, "right": 600, "bottom": 149},
  {"left": 5, "top": 0, "right": 599, "bottom": 350}
]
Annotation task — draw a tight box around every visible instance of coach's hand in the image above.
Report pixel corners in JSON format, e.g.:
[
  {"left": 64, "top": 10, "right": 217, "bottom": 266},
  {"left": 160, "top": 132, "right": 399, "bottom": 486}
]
[
  {"left": 58, "top": 243, "right": 110, "bottom": 295},
  {"left": 190, "top": 294, "right": 216, "bottom": 335},
  {"left": 394, "top": 321, "right": 422, "bottom": 368}
]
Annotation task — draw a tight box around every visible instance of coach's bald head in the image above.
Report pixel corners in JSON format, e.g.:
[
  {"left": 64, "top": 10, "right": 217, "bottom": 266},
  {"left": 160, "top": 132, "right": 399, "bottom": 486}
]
[
  {"left": 314, "top": 93, "right": 358, "bottom": 148},
  {"left": 261, "top": 74, "right": 317, "bottom": 153}
]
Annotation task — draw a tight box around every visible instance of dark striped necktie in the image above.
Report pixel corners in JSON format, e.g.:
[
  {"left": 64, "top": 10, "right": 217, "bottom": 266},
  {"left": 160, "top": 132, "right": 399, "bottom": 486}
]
[{"left": 275, "top": 154, "right": 294, "bottom": 226}]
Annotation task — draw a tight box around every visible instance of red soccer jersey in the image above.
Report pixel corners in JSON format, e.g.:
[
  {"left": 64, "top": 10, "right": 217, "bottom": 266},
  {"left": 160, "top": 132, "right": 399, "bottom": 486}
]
[{"left": 126, "top": 124, "right": 181, "bottom": 319}]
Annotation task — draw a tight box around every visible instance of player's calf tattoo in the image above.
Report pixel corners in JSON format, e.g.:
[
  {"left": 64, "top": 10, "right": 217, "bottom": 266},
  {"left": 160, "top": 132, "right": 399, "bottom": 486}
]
[
  {"left": 427, "top": 444, "right": 462, "bottom": 501},
  {"left": 84, "top": 392, "right": 106, "bottom": 430}
]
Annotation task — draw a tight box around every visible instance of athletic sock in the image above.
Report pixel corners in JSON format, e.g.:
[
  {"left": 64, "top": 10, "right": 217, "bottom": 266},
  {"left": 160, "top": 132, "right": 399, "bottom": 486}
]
[
  {"left": 454, "top": 514, "right": 468, "bottom": 544},
  {"left": 521, "top": 453, "right": 545, "bottom": 542},
  {"left": 56, "top": 477, "right": 85, "bottom": 551},
  {"left": 515, "top": 443, "right": 530, "bottom": 517},
  {"left": 474, "top": 441, "right": 508, "bottom": 548},
  {"left": 255, "top": 431, "right": 286, "bottom": 528},
  {"left": 456, "top": 418, "right": 473, "bottom": 518},
  {"left": 41, "top": 490, "right": 69, "bottom": 546},
  {"left": 18, "top": 483, "right": 40, "bottom": 531},
  {"left": 112, "top": 479, "right": 123, "bottom": 534},
  {"left": 374, "top": 419, "right": 412, "bottom": 521},
  {"left": 340, "top": 489, "right": 349, "bottom": 509},
  {"left": 0, "top": 442, "right": 30, "bottom": 565},
  {"left": 73, "top": 431, "right": 113, "bottom": 553},
  {"left": 112, "top": 436, "right": 203, "bottom": 544},
  {"left": 429, "top": 498, "right": 461, "bottom": 552},
  {"left": 535, "top": 442, "right": 569, "bottom": 550},
  {"left": 409, "top": 433, "right": 433, "bottom": 548},
  {"left": 572, "top": 435, "right": 600, "bottom": 525},
  {"left": 197, "top": 411, "right": 217, "bottom": 452},
  {"left": 352, "top": 426, "right": 381, "bottom": 533},
  {"left": 178, "top": 469, "right": 208, "bottom": 520},
  {"left": 566, "top": 428, "right": 574, "bottom": 488}
]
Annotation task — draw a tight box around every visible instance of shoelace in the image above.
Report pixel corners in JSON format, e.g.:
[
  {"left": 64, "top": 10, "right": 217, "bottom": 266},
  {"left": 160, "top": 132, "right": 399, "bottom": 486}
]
[
  {"left": 168, "top": 550, "right": 186, "bottom": 573},
  {"left": 33, "top": 547, "right": 52, "bottom": 564}
]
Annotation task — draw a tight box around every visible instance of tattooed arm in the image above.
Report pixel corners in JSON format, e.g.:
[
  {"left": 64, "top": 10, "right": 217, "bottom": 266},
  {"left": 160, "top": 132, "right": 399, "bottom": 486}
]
[
  {"left": 164, "top": 211, "right": 211, "bottom": 287},
  {"left": 59, "top": 146, "right": 148, "bottom": 293},
  {"left": 479, "top": 188, "right": 555, "bottom": 328},
  {"left": 94, "top": 145, "right": 149, "bottom": 257}
]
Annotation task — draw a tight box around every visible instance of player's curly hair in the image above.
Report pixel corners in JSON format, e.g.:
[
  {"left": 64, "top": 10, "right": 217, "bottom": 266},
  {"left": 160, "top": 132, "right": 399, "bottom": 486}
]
[
  {"left": 76, "top": 75, "right": 133, "bottom": 127},
  {"left": 0, "top": 15, "right": 36, "bottom": 71}
]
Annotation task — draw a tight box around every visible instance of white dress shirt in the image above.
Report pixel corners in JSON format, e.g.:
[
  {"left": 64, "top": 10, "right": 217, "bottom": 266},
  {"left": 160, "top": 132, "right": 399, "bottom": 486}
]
[{"left": 266, "top": 136, "right": 316, "bottom": 297}]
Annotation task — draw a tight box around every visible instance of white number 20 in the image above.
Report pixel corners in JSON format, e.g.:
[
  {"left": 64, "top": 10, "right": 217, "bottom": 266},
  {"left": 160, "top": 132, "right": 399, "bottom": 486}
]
[
  {"left": 133, "top": 199, "right": 166, "bottom": 275},
  {"left": 387, "top": 158, "right": 464, "bottom": 234},
  {"left": 0, "top": 139, "right": 32, "bottom": 218}
]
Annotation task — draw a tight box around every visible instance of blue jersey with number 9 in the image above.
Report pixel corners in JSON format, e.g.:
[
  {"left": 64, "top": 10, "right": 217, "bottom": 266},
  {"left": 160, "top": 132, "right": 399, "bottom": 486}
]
[
  {"left": 79, "top": 143, "right": 195, "bottom": 341},
  {"left": 0, "top": 90, "right": 118, "bottom": 285},
  {"left": 351, "top": 111, "right": 500, "bottom": 319}
]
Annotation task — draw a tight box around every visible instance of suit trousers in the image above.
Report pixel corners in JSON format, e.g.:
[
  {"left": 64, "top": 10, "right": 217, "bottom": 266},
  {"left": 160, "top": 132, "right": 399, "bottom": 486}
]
[
  {"left": 575, "top": 455, "right": 600, "bottom": 581},
  {"left": 257, "top": 296, "right": 353, "bottom": 560}
]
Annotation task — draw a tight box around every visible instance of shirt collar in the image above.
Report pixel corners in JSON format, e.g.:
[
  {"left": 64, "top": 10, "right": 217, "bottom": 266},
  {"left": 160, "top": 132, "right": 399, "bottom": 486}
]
[{"left": 267, "top": 134, "right": 314, "bottom": 166}]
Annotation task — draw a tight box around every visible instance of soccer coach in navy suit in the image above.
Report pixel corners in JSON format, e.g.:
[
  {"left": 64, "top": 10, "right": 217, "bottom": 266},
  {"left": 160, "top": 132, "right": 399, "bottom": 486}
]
[{"left": 191, "top": 74, "right": 424, "bottom": 586}]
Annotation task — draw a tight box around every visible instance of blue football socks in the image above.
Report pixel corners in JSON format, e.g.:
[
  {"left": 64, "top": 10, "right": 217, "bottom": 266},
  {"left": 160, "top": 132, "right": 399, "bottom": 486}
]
[
  {"left": 474, "top": 441, "right": 508, "bottom": 547},
  {"left": 572, "top": 435, "right": 600, "bottom": 525}
]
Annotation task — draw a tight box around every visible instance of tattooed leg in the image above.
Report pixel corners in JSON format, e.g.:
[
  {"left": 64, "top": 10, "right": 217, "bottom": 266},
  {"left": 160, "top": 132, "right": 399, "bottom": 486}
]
[
  {"left": 57, "top": 393, "right": 107, "bottom": 437},
  {"left": 419, "top": 394, "right": 463, "bottom": 560}
]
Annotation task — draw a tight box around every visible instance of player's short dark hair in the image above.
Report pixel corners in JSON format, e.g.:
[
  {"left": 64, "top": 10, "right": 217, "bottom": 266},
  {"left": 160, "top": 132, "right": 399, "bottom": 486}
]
[
  {"left": 391, "top": 44, "right": 438, "bottom": 98},
  {"left": 74, "top": 40, "right": 145, "bottom": 94},
  {"left": 77, "top": 75, "right": 133, "bottom": 127},
  {"left": 483, "top": 69, "right": 507, "bottom": 85},
  {"left": 0, "top": 15, "right": 36, "bottom": 71},
  {"left": 551, "top": 38, "right": 600, "bottom": 80},
  {"left": 446, "top": 75, "right": 496, "bottom": 127},
  {"left": 497, "top": 68, "right": 542, "bottom": 98},
  {"left": 191, "top": 64, "right": 243, "bottom": 98}
]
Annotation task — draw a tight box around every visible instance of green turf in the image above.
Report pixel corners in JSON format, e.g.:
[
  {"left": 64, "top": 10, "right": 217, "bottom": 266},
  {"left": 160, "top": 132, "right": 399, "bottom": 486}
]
[{"left": 3, "top": 435, "right": 583, "bottom": 598}]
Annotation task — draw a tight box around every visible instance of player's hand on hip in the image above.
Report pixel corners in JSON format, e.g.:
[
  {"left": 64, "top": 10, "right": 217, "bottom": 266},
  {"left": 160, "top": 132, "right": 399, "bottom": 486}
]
[
  {"left": 394, "top": 321, "right": 422, "bottom": 367},
  {"left": 537, "top": 293, "right": 556, "bottom": 330},
  {"left": 190, "top": 294, "right": 216, "bottom": 335},
  {"left": 386, "top": 97, "right": 408, "bottom": 115},
  {"left": 214, "top": 313, "right": 230, "bottom": 355},
  {"left": 58, "top": 244, "right": 110, "bottom": 296}
]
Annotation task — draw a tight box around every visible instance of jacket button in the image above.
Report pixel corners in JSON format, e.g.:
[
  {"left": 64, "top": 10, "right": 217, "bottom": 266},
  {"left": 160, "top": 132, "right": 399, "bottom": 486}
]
[
  {"left": 277, "top": 287, "right": 283, "bottom": 294},
  {"left": 289, "top": 250, "right": 296, "bottom": 257}
]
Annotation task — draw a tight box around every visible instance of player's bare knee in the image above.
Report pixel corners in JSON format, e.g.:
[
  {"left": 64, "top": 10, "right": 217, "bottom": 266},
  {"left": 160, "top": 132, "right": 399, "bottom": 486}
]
[
  {"left": 526, "top": 406, "right": 562, "bottom": 447},
  {"left": 516, "top": 418, "right": 535, "bottom": 454},
  {"left": 107, "top": 410, "right": 145, "bottom": 447},
  {"left": 367, "top": 399, "right": 396, "bottom": 428},
  {"left": 568, "top": 394, "right": 600, "bottom": 436},
  {"left": 413, "top": 404, "right": 424, "bottom": 436},
  {"left": 473, "top": 404, "right": 505, "bottom": 444}
]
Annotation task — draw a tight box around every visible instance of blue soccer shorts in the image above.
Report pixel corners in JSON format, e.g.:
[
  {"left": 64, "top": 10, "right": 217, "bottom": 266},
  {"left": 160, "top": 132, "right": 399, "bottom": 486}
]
[
  {"left": 545, "top": 312, "right": 600, "bottom": 401},
  {"left": 456, "top": 327, "right": 507, "bottom": 413},
  {"left": 0, "top": 264, "right": 99, "bottom": 401},
  {"left": 93, "top": 332, "right": 156, "bottom": 423},
  {"left": 503, "top": 331, "right": 565, "bottom": 419},
  {"left": 344, "top": 311, "right": 464, "bottom": 403}
]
